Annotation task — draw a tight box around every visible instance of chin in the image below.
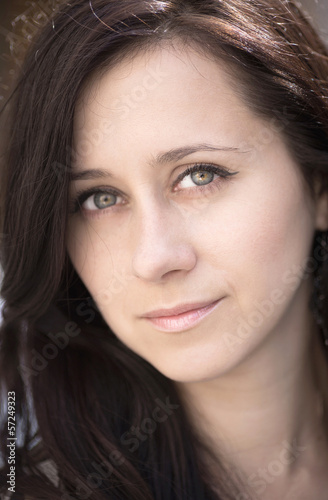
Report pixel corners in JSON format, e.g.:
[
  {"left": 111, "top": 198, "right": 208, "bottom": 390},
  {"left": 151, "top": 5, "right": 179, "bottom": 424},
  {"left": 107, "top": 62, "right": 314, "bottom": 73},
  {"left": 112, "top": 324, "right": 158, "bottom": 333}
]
[{"left": 151, "top": 351, "right": 242, "bottom": 384}]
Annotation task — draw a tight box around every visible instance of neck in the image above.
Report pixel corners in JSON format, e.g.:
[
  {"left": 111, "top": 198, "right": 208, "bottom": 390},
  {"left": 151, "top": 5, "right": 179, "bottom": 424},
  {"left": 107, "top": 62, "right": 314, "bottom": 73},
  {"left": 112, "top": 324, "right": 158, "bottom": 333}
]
[{"left": 175, "top": 287, "right": 328, "bottom": 497}]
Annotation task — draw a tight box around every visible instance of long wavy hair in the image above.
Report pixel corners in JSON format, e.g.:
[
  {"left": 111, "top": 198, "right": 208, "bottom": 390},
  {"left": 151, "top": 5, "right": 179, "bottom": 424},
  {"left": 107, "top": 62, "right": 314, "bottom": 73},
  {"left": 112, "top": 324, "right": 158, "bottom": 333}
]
[{"left": 1, "top": 1, "right": 328, "bottom": 499}]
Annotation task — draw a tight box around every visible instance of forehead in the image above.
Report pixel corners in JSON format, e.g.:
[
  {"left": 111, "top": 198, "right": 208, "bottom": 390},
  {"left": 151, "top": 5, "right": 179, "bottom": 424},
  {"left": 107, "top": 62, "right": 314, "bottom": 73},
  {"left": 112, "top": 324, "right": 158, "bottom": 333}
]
[{"left": 72, "top": 41, "right": 277, "bottom": 165}]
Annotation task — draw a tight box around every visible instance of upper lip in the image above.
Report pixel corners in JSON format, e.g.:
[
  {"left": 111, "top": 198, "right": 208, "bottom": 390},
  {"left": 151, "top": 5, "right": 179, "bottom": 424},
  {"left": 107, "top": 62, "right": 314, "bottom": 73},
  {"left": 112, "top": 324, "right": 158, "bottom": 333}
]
[{"left": 141, "top": 299, "right": 221, "bottom": 318}]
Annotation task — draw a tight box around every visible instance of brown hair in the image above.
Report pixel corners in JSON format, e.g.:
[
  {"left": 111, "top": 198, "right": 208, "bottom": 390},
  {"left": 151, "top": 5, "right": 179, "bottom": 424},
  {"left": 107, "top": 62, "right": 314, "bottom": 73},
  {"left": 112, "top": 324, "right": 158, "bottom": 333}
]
[{"left": 1, "top": 1, "right": 328, "bottom": 499}]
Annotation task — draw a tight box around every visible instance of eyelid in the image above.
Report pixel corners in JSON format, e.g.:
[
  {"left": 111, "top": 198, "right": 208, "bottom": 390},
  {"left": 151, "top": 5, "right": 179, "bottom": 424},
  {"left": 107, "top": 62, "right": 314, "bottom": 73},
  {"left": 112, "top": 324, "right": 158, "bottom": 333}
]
[
  {"left": 172, "top": 163, "right": 238, "bottom": 190},
  {"left": 69, "top": 186, "right": 124, "bottom": 214}
]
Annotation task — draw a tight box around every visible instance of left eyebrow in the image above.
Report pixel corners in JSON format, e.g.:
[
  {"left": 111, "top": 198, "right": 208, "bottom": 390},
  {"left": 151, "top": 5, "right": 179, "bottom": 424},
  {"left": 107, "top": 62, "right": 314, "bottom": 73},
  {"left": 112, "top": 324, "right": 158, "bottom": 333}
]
[
  {"left": 70, "top": 143, "right": 250, "bottom": 181},
  {"left": 151, "top": 143, "right": 249, "bottom": 166}
]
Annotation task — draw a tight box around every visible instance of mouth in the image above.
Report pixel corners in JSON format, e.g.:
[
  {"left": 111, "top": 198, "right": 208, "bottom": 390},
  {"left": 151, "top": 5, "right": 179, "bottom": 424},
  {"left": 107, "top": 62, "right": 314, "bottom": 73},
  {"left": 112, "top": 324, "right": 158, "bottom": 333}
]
[{"left": 141, "top": 298, "right": 223, "bottom": 333}]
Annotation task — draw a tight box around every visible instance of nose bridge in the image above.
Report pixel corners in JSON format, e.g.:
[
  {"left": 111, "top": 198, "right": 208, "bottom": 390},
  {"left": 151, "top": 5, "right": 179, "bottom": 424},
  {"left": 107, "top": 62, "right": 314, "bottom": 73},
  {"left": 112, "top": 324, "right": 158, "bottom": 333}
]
[
  {"left": 131, "top": 196, "right": 196, "bottom": 281},
  {"left": 138, "top": 194, "right": 167, "bottom": 236}
]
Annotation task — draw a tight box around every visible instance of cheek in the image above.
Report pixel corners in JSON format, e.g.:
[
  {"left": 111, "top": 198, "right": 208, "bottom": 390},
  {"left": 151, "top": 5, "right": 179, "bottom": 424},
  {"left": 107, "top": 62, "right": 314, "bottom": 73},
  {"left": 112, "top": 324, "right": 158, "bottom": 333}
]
[
  {"left": 66, "top": 219, "right": 136, "bottom": 314},
  {"left": 67, "top": 222, "right": 98, "bottom": 278},
  {"left": 194, "top": 171, "right": 315, "bottom": 302}
]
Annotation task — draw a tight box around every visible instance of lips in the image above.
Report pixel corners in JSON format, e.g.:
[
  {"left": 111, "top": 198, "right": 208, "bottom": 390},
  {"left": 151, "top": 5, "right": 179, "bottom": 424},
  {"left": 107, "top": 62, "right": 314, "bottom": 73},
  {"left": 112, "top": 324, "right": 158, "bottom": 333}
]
[{"left": 141, "top": 299, "right": 223, "bottom": 333}]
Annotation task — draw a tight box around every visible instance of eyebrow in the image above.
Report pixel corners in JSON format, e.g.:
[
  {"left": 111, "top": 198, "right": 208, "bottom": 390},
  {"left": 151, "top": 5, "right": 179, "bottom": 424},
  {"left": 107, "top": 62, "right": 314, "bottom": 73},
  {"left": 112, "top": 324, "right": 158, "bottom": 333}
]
[{"left": 70, "top": 143, "right": 249, "bottom": 181}]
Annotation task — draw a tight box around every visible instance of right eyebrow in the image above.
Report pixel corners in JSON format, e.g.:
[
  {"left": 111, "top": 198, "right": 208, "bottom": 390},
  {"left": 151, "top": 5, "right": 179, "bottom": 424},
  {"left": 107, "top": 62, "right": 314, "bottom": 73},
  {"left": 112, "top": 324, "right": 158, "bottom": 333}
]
[{"left": 70, "top": 169, "right": 112, "bottom": 181}]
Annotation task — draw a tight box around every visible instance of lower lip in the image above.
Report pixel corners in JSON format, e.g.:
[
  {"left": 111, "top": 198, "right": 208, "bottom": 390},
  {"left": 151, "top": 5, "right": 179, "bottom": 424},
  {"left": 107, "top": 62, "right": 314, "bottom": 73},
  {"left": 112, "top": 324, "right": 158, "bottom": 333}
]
[{"left": 144, "top": 299, "right": 223, "bottom": 333}]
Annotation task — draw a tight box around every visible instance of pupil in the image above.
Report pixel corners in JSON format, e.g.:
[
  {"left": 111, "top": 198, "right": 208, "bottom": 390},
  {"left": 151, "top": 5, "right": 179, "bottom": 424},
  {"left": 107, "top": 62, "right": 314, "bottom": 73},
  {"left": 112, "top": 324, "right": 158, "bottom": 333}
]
[
  {"left": 94, "top": 193, "right": 116, "bottom": 209},
  {"left": 191, "top": 170, "right": 214, "bottom": 185}
]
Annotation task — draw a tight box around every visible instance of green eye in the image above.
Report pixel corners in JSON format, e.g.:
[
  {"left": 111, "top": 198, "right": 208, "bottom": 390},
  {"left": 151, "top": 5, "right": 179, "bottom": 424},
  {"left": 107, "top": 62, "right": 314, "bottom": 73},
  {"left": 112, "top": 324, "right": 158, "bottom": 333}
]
[
  {"left": 175, "top": 163, "right": 238, "bottom": 192},
  {"left": 91, "top": 193, "right": 117, "bottom": 210},
  {"left": 73, "top": 188, "right": 124, "bottom": 214},
  {"left": 93, "top": 193, "right": 117, "bottom": 209},
  {"left": 179, "top": 168, "right": 216, "bottom": 189},
  {"left": 191, "top": 171, "right": 215, "bottom": 186}
]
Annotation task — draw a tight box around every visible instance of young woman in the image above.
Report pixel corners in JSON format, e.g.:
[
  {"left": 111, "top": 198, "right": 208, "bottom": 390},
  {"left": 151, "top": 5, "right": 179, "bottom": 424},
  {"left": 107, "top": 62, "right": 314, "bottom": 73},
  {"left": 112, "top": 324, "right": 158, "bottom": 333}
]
[{"left": 1, "top": 0, "right": 328, "bottom": 499}]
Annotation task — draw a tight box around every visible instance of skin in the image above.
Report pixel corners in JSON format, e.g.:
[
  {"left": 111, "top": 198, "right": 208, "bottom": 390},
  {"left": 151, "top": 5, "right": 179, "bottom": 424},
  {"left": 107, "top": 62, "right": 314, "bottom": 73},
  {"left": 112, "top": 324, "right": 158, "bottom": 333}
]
[{"left": 67, "top": 41, "right": 328, "bottom": 498}]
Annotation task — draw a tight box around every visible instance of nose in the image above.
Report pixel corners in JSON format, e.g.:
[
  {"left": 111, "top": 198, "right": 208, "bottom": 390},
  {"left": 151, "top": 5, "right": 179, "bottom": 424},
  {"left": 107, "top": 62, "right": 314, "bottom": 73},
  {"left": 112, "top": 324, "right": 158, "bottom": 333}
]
[{"left": 131, "top": 201, "right": 197, "bottom": 282}]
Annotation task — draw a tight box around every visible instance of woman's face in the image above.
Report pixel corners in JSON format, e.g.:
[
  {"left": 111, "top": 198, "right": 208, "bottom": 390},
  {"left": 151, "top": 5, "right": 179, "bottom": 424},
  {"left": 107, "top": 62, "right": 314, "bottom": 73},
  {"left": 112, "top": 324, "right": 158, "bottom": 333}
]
[{"left": 67, "top": 42, "right": 327, "bottom": 383}]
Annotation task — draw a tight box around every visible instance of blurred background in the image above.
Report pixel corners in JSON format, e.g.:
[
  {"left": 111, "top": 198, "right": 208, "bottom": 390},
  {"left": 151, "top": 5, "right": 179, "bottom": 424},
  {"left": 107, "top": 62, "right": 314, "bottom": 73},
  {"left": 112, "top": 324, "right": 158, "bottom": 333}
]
[
  {"left": 0, "top": 0, "right": 328, "bottom": 103},
  {"left": 0, "top": 0, "right": 61, "bottom": 103}
]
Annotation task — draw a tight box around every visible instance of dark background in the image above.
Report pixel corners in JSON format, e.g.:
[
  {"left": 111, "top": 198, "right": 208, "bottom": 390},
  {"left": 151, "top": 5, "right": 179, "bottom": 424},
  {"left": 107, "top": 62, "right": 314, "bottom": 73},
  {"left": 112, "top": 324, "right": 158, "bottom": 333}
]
[
  {"left": 0, "top": 0, "right": 328, "bottom": 103},
  {"left": 0, "top": 0, "right": 59, "bottom": 103}
]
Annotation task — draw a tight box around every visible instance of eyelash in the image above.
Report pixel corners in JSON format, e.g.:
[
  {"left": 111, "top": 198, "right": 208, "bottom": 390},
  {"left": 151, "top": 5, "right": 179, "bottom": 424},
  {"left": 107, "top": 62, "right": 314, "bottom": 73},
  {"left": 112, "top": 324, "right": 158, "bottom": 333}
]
[{"left": 69, "top": 163, "right": 238, "bottom": 216}]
